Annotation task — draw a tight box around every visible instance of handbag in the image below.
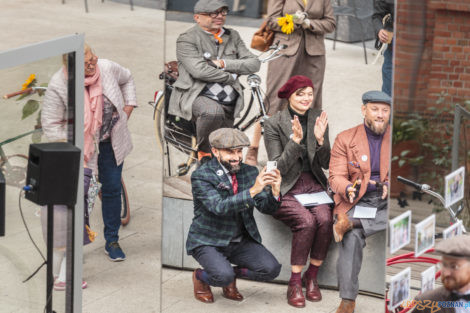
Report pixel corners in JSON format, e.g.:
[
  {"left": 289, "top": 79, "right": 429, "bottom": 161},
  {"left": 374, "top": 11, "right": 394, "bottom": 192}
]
[{"left": 251, "top": 20, "right": 274, "bottom": 52}]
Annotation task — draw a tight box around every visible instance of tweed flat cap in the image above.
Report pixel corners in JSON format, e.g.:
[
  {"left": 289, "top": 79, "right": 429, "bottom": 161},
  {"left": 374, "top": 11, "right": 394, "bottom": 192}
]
[
  {"left": 362, "top": 90, "right": 392, "bottom": 105},
  {"left": 435, "top": 234, "right": 470, "bottom": 258},
  {"left": 209, "top": 128, "right": 250, "bottom": 149},
  {"left": 194, "top": 0, "right": 228, "bottom": 13}
]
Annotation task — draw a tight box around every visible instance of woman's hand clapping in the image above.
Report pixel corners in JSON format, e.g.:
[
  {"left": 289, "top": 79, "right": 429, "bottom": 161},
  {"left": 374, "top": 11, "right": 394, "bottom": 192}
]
[{"left": 314, "top": 111, "right": 328, "bottom": 146}]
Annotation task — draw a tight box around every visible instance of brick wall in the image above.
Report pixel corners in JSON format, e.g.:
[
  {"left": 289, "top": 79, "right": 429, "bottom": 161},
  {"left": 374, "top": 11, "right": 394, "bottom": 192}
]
[{"left": 394, "top": 0, "right": 470, "bottom": 113}]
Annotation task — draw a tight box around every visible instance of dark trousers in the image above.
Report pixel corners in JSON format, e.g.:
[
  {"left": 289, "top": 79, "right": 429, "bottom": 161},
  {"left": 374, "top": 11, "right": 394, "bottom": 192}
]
[
  {"left": 192, "top": 236, "right": 281, "bottom": 287},
  {"left": 98, "top": 142, "right": 123, "bottom": 243},
  {"left": 337, "top": 191, "right": 387, "bottom": 300},
  {"left": 192, "top": 96, "right": 235, "bottom": 153},
  {"left": 274, "top": 172, "right": 333, "bottom": 265}
]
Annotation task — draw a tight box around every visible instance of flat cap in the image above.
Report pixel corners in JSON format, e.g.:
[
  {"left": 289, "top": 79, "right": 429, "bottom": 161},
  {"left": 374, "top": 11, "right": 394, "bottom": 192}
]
[
  {"left": 209, "top": 128, "right": 250, "bottom": 149},
  {"left": 362, "top": 90, "right": 392, "bottom": 105},
  {"left": 435, "top": 234, "right": 470, "bottom": 258},
  {"left": 278, "top": 75, "right": 314, "bottom": 99},
  {"left": 194, "top": 0, "right": 228, "bottom": 13}
]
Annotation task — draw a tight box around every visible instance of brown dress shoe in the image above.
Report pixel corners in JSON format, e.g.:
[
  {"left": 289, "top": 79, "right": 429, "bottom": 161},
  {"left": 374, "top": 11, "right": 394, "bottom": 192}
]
[
  {"left": 222, "top": 279, "right": 243, "bottom": 301},
  {"left": 302, "top": 274, "right": 321, "bottom": 302},
  {"left": 192, "top": 269, "right": 214, "bottom": 303},
  {"left": 333, "top": 213, "right": 353, "bottom": 242},
  {"left": 335, "top": 299, "right": 355, "bottom": 313},
  {"left": 245, "top": 146, "right": 258, "bottom": 166},
  {"left": 287, "top": 283, "right": 305, "bottom": 308}
]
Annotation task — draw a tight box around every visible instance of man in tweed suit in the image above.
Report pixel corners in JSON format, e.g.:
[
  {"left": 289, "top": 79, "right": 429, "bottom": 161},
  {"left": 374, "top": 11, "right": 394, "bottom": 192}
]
[
  {"left": 186, "top": 128, "right": 282, "bottom": 303},
  {"left": 411, "top": 235, "right": 470, "bottom": 313},
  {"left": 168, "top": 0, "right": 260, "bottom": 163}
]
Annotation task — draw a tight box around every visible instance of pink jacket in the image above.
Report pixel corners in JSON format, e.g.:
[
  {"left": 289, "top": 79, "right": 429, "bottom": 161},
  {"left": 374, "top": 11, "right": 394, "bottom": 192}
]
[
  {"left": 41, "top": 59, "right": 137, "bottom": 172},
  {"left": 329, "top": 124, "right": 390, "bottom": 215}
]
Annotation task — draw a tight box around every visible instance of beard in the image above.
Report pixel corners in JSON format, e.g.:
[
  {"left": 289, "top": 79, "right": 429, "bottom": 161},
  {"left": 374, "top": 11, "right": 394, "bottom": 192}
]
[
  {"left": 219, "top": 157, "right": 242, "bottom": 174},
  {"left": 442, "top": 276, "right": 468, "bottom": 291},
  {"left": 365, "top": 117, "right": 388, "bottom": 135}
]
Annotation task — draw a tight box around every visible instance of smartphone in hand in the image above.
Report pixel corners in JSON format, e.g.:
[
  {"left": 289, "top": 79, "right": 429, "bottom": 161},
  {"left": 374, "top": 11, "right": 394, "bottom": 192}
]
[{"left": 266, "top": 161, "right": 277, "bottom": 173}]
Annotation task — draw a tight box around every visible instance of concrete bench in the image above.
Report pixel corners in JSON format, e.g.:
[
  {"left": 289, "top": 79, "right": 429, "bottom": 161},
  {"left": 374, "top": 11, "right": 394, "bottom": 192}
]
[{"left": 162, "top": 196, "right": 385, "bottom": 296}]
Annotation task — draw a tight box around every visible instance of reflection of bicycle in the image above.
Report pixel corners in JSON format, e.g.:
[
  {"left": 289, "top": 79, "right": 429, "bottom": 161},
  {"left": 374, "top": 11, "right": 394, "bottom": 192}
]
[
  {"left": 3, "top": 86, "right": 131, "bottom": 225},
  {"left": 385, "top": 176, "right": 467, "bottom": 313},
  {"left": 151, "top": 42, "right": 286, "bottom": 176}
]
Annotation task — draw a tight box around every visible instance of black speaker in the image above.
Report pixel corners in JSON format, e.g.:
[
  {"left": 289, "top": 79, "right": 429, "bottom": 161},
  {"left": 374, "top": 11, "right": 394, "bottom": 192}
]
[
  {"left": 0, "top": 171, "right": 5, "bottom": 236},
  {"left": 25, "top": 142, "right": 81, "bottom": 206}
]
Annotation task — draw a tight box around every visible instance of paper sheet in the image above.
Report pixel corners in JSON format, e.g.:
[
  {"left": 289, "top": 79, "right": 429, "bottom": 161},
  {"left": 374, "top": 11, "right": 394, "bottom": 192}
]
[
  {"left": 353, "top": 205, "right": 377, "bottom": 219},
  {"left": 294, "top": 192, "right": 333, "bottom": 207}
]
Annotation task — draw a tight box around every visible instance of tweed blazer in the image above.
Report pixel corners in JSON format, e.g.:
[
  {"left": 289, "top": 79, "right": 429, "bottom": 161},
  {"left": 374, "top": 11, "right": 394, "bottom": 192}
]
[
  {"left": 41, "top": 59, "right": 137, "bottom": 171},
  {"left": 169, "top": 24, "right": 261, "bottom": 121},
  {"left": 186, "top": 157, "right": 280, "bottom": 254},
  {"left": 328, "top": 124, "right": 390, "bottom": 215},
  {"left": 264, "top": 108, "right": 330, "bottom": 196},
  {"left": 411, "top": 287, "right": 456, "bottom": 313},
  {"left": 266, "top": 0, "right": 336, "bottom": 56}
]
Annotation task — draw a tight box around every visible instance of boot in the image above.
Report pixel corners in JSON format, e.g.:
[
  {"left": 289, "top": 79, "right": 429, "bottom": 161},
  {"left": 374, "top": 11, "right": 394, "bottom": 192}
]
[
  {"left": 333, "top": 213, "right": 353, "bottom": 242},
  {"left": 335, "top": 299, "right": 355, "bottom": 313}
]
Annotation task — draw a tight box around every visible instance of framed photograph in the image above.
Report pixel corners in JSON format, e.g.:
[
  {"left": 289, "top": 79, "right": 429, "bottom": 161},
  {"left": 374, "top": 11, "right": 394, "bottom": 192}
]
[
  {"left": 390, "top": 210, "right": 412, "bottom": 254},
  {"left": 415, "top": 214, "right": 435, "bottom": 257},
  {"left": 389, "top": 267, "right": 411, "bottom": 310},
  {"left": 445, "top": 166, "right": 465, "bottom": 208},
  {"left": 420, "top": 265, "right": 436, "bottom": 294},
  {"left": 443, "top": 221, "right": 463, "bottom": 239}
]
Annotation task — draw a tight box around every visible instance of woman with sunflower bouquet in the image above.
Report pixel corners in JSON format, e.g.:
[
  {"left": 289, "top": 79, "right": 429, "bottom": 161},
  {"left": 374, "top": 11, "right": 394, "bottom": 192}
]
[{"left": 245, "top": 0, "right": 335, "bottom": 166}]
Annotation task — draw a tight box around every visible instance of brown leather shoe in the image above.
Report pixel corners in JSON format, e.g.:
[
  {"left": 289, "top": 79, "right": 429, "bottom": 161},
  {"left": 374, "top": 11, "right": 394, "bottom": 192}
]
[
  {"left": 192, "top": 269, "right": 214, "bottom": 303},
  {"left": 302, "top": 274, "right": 321, "bottom": 302},
  {"left": 335, "top": 299, "right": 355, "bottom": 313},
  {"left": 222, "top": 279, "right": 243, "bottom": 301},
  {"left": 245, "top": 146, "right": 258, "bottom": 166},
  {"left": 333, "top": 213, "right": 353, "bottom": 242},
  {"left": 287, "top": 283, "right": 305, "bottom": 308}
]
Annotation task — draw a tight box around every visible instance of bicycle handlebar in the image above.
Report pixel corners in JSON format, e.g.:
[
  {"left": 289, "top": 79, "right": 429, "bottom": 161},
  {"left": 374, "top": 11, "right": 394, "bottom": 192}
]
[
  {"left": 3, "top": 87, "right": 47, "bottom": 99},
  {"left": 259, "top": 40, "right": 286, "bottom": 63},
  {"left": 397, "top": 176, "right": 423, "bottom": 191}
]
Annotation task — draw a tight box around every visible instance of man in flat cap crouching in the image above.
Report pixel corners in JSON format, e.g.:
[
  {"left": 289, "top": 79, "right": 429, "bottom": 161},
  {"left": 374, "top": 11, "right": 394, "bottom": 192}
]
[
  {"left": 328, "top": 90, "right": 391, "bottom": 313},
  {"left": 169, "top": 0, "right": 260, "bottom": 164},
  {"left": 412, "top": 235, "right": 470, "bottom": 313},
  {"left": 186, "top": 128, "right": 282, "bottom": 303}
]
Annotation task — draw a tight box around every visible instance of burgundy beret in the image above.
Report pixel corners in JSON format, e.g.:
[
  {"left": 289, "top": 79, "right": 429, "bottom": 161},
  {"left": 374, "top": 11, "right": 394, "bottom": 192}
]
[{"left": 277, "top": 75, "right": 314, "bottom": 99}]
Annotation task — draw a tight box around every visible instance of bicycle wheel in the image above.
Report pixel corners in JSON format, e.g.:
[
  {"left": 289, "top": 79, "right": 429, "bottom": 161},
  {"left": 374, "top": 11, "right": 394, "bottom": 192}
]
[
  {"left": 0, "top": 154, "right": 28, "bottom": 188},
  {"left": 120, "top": 178, "right": 130, "bottom": 226}
]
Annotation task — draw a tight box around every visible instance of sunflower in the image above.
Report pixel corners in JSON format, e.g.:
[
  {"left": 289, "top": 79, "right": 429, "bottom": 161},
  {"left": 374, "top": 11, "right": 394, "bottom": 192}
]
[
  {"left": 21, "top": 74, "right": 36, "bottom": 90},
  {"left": 277, "top": 14, "right": 294, "bottom": 35}
]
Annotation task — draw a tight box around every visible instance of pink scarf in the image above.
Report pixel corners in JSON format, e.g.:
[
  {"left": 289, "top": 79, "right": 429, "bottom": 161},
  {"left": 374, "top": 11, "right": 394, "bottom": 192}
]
[{"left": 84, "top": 66, "right": 103, "bottom": 164}]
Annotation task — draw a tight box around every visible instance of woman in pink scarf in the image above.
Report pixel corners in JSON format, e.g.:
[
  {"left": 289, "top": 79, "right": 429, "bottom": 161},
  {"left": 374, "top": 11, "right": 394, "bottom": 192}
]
[{"left": 41, "top": 43, "right": 137, "bottom": 290}]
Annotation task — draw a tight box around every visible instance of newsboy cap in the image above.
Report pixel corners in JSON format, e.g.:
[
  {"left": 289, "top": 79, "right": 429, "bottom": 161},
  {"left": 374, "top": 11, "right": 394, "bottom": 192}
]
[
  {"left": 278, "top": 75, "right": 314, "bottom": 99},
  {"left": 209, "top": 128, "right": 250, "bottom": 149},
  {"left": 435, "top": 234, "right": 470, "bottom": 259},
  {"left": 362, "top": 90, "right": 392, "bottom": 105},
  {"left": 194, "top": 0, "right": 228, "bottom": 13}
]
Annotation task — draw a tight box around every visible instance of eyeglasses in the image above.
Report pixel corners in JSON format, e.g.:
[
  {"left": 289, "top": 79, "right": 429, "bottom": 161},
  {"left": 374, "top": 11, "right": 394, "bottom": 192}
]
[
  {"left": 440, "top": 261, "right": 469, "bottom": 272},
  {"left": 85, "top": 54, "right": 98, "bottom": 68},
  {"left": 200, "top": 8, "right": 229, "bottom": 18}
]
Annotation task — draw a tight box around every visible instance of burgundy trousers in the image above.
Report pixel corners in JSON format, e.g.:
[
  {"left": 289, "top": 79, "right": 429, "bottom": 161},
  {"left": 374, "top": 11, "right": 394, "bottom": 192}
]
[{"left": 274, "top": 172, "right": 333, "bottom": 265}]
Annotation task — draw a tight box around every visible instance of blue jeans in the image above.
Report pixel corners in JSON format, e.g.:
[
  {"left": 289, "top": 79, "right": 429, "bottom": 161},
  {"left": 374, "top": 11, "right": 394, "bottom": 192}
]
[
  {"left": 98, "top": 142, "right": 123, "bottom": 243},
  {"left": 382, "top": 44, "right": 393, "bottom": 96}
]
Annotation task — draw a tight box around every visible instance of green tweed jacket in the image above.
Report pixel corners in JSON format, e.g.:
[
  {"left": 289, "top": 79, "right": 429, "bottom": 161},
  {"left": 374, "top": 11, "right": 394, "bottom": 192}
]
[{"left": 186, "top": 158, "right": 281, "bottom": 255}]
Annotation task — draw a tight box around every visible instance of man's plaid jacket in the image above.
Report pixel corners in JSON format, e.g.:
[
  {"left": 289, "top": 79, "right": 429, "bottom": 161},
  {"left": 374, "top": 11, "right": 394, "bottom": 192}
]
[{"left": 186, "top": 157, "right": 281, "bottom": 255}]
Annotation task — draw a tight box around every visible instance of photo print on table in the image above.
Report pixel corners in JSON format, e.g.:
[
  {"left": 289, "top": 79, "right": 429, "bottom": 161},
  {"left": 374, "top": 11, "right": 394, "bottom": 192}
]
[
  {"left": 420, "top": 265, "right": 436, "bottom": 294},
  {"left": 443, "top": 220, "right": 463, "bottom": 239},
  {"left": 444, "top": 166, "right": 465, "bottom": 208},
  {"left": 414, "top": 214, "right": 435, "bottom": 257},
  {"left": 390, "top": 210, "right": 412, "bottom": 254},
  {"left": 389, "top": 267, "right": 411, "bottom": 310}
]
